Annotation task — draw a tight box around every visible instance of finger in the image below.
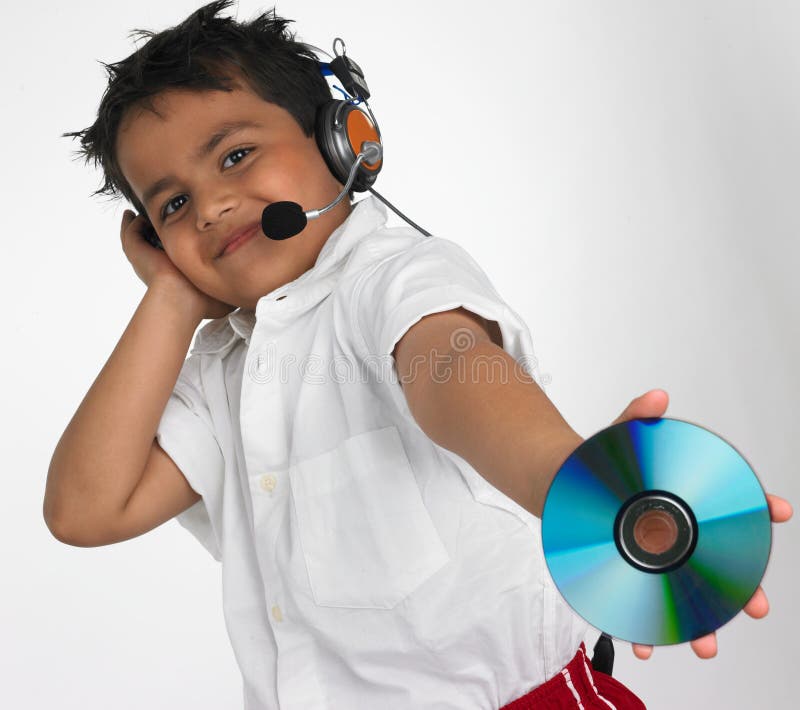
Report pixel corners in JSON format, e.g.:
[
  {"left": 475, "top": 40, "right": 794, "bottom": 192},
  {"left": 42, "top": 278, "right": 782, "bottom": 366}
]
[
  {"left": 766, "top": 494, "right": 793, "bottom": 523},
  {"left": 689, "top": 633, "right": 717, "bottom": 659},
  {"left": 120, "top": 209, "right": 135, "bottom": 237},
  {"left": 121, "top": 210, "right": 145, "bottom": 245},
  {"left": 743, "top": 586, "right": 769, "bottom": 619},
  {"left": 632, "top": 643, "right": 653, "bottom": 660},
  {"left": 611, "top": 389, "right": 670, "bottom": 426}
]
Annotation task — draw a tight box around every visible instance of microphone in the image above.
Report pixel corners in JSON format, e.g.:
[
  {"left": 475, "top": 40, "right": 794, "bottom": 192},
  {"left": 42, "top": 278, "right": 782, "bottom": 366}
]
[{"left": 261, "top": 142, "right": 382, "bottom": 240}]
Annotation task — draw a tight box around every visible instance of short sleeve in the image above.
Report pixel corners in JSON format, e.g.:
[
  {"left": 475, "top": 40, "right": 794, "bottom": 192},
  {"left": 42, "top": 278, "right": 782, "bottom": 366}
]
[
  {"left": 155, "top": 353, "right": 224, "bottom": 561},
  {"left": 353, "top": 236, "right": 542, "bottom": 384},
  {"left": 352, "top": 235, "right": 544, "bottom": 528}
]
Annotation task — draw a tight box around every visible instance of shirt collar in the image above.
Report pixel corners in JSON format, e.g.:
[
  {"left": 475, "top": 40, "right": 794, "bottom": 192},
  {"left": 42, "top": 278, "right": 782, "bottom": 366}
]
[{"left": 191, "top": 196, "right": 388, "bottom": 355}]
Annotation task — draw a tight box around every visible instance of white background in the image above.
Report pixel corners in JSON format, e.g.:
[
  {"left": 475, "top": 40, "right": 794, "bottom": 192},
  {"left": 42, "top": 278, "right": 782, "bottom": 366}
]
[{"left": 2, "top": 0, "right": 797, "bottom": 707}]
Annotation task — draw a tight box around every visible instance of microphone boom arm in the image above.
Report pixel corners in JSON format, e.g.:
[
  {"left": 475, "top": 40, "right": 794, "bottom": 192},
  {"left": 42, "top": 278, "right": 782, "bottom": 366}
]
[{"left": 308, "top": 142, "right": 382, "bottom": 220}]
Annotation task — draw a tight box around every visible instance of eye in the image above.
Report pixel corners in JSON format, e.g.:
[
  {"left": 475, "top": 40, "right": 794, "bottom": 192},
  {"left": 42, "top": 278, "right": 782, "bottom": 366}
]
[
  {"left": 162, "top": 194, "right": 188, "bottom": 219},
  {"left": 159, "top": 147, "right": 255, "bottom": 220},
  {"left": 222, "top": 146, "right": 253, "bottom": 169}
]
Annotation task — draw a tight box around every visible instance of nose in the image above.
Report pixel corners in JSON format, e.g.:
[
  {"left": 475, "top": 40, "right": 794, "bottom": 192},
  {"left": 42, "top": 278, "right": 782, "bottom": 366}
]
[{"left": 194, "top": 183, "right": 239, "bottom": 229}]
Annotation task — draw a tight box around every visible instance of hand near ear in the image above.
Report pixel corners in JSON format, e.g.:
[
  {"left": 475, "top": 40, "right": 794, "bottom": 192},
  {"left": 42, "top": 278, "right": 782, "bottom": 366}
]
[{"left": 120, "top": 210, "right": 236, "bottom": 320}]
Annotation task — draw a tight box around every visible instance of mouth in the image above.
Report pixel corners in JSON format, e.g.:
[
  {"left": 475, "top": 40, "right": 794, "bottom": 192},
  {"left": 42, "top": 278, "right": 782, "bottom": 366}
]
[{"left": 217, "top": 222, "right": 261, "bottom": 258}]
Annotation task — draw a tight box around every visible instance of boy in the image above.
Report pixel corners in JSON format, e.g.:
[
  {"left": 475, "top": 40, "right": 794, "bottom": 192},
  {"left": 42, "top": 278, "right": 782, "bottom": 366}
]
[{"left": 44, "top": 2, "right": 790, "bottom": 708}]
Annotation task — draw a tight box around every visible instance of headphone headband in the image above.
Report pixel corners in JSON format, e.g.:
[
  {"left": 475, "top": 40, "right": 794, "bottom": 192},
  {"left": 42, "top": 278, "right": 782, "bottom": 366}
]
[{"left": 304, "top": 38, "right": 382, "bottom": 191}]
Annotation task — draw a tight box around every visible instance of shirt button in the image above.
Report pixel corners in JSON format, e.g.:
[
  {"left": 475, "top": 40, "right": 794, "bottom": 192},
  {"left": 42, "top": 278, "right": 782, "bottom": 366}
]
[
  {"left": 271, "top": 605, "right": 284, "bottom": 623},
  {"left": 260, "top": 474, "right": 277, "bottom": 492}
]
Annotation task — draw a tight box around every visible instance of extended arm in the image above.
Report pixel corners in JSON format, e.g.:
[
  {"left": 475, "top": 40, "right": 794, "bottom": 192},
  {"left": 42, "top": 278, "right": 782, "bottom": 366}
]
[
  {"left": 393, "top": 307, "right": 582, "bottom": 517},
  {"left": 394, "top": 311, "right": 795, "bottom": 661}
]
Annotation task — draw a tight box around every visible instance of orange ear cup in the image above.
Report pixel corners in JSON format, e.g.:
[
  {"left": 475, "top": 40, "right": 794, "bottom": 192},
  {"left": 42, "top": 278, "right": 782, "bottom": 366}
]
[{"left": 346, "top": 109, "right": 382, "bottom": 172}]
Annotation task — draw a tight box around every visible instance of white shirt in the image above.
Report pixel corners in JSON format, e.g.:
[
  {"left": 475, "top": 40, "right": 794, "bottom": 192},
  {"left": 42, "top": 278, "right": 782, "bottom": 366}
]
[{"left": 156, "top": 196, "right": 588, "bottom": 709}]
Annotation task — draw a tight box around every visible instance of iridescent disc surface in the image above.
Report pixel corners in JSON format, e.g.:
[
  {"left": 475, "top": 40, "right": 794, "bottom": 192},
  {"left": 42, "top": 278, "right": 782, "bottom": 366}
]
[{"left": 541, "top": 417, "right": 771, "bottom": 645}]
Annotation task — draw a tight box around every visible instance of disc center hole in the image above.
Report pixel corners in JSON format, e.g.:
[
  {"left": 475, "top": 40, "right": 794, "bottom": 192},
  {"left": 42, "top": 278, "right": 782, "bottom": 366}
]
[{"left": 633, "top": 510, "right": 678, "bottom": 555}]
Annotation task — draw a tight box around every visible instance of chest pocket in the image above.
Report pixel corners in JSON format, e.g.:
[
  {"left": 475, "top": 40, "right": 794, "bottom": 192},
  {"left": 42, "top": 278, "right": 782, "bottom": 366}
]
[{"left": 289, "top": 426, "right": 450, "bottom": 609}]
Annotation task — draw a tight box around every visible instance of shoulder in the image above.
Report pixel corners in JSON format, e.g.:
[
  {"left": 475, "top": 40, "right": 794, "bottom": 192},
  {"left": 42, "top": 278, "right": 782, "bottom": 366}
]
[
  {"left": 346, "top": 227, "right": 489, "bottom": 292},
  {"left": 350, "top": 230, "right": 501, "bottom": 311},
  {"left": 345, "top": 224, "right": 426, "bottom": 273}
]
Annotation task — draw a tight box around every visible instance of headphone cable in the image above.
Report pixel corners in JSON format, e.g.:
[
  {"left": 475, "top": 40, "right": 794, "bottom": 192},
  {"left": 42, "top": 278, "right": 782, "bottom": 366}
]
[{"left": 367, "top": 187, "right": 432, "bottom": 237}]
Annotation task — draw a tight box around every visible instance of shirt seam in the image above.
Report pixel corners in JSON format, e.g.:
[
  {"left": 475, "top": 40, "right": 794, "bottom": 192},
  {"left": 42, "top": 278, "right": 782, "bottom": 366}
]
[
  {"left": 349, "top": 246, "right": 408, "bottom": 361},
  {"left": 349, "top": 236, "right": 470, "bottom": 360}
]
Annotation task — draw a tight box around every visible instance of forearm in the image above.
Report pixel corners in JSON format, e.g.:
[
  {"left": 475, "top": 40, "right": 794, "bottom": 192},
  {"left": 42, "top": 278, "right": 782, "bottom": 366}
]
[
  {"left": 44, "top": 282, "right": 204, "bottom": 529},
  {"left": 404, "top": 340, "right": 583, "bottom": 517}
]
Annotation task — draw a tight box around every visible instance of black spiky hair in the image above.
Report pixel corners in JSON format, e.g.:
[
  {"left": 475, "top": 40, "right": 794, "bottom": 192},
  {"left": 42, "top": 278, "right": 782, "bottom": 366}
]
[{"left": 63, "top": 0, "right": 331, "bottom": 216}]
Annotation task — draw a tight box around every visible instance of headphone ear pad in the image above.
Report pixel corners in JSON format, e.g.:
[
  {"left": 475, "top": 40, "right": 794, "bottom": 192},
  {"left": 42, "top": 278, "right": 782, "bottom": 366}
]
[
  {"left": 315, "top": 100, "right": 352, "bottom": 186},
  {"left": 314, "top": 100, "right": 382, "bottom": 192}
]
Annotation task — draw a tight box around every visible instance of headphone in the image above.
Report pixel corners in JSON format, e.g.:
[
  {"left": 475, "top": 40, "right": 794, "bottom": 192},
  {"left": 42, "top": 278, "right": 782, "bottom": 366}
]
[
  {"left": 258, "top": 37, "right": 401, "bottom": 241},
  {"left": 310, "top": 38, "right": 383, "bottom": 193}
]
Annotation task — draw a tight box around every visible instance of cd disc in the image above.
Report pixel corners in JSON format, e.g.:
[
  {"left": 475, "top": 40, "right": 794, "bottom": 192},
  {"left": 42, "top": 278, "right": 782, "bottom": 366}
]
[{"left": 541, "top": 417, "right": 771, "bottom": 646}]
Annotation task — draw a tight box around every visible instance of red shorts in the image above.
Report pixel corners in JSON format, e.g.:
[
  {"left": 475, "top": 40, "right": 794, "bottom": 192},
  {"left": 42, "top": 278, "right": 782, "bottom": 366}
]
[{"left": 500, "top": 643, "right": 646, "bottom": 709}]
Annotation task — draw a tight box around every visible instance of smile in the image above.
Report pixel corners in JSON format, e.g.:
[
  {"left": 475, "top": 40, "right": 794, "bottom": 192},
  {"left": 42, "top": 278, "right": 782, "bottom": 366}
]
[{"left": 220, "top": 224, "right": 261, "bottom": 257}]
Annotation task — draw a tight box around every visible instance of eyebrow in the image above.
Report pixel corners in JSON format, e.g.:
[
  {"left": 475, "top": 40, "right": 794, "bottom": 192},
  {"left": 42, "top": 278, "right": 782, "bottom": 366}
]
[{"left": 141, "top": 120, "right": 263, "bottom": 210}]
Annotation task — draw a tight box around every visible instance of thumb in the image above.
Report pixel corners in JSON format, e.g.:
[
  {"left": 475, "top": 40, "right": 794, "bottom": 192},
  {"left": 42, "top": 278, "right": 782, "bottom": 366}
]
[{"left": 611, "top": 389, "right": 670, "bottom": 426}]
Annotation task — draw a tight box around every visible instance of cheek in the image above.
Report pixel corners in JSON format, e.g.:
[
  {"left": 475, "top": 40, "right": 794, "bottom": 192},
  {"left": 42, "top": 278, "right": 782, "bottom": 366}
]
[
  {"left": 162, "top": 245, "right": 196, "bottom": 280},
  {"left": 267, "top": 142, "right": 339, "bottom": 193},
  {"left": 163, "top": 235, "right": 207, "bottom": 276},
  {"left": 309, "top": 147, "right": 341, "bottom": 189}
]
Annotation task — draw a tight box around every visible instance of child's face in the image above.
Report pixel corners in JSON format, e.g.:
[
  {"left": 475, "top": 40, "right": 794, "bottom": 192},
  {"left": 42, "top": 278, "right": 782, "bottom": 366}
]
[{"left": 116, "top": 79, "right": 350, "bottom": 310}]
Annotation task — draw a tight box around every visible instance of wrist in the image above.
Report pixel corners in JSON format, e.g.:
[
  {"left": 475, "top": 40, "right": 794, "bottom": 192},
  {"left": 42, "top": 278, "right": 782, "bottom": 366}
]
[
  {"left": 529, "top": 432, "right": 584, "bottom": 517},
  {"left": 147, "top": 277, "right": 207, "bottom": 325}
]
